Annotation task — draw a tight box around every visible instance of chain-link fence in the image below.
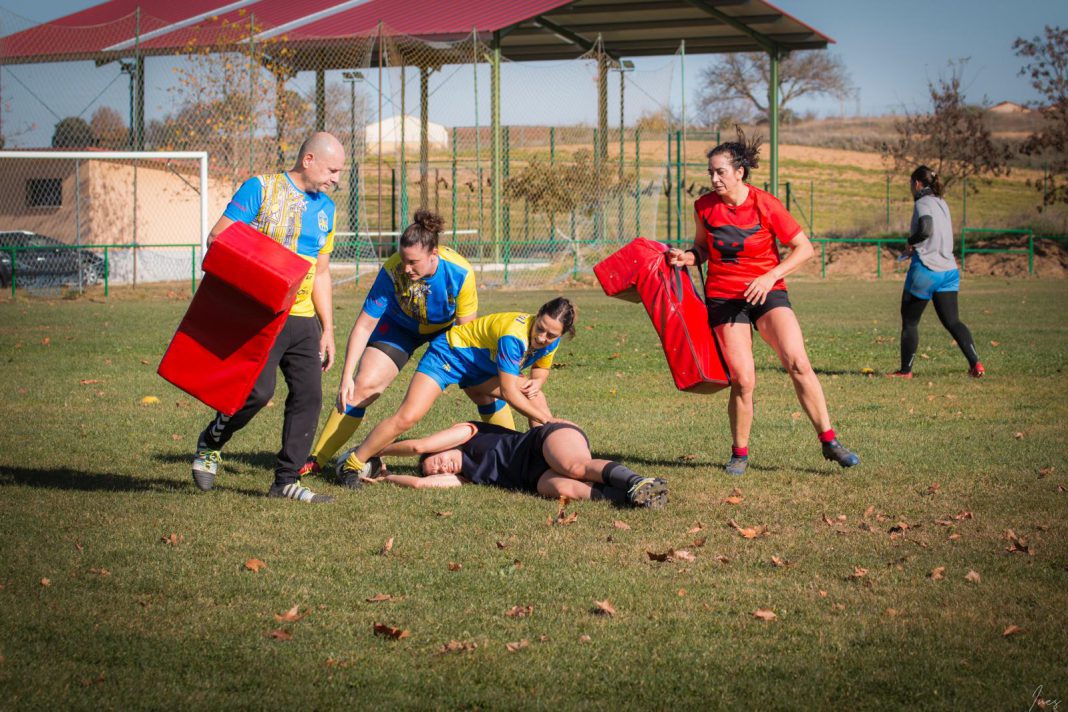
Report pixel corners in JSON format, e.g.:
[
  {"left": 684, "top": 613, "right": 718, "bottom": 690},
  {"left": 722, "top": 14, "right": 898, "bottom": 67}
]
[{"left": 2, "top": 7, "right": 1065, "bottom": 297}]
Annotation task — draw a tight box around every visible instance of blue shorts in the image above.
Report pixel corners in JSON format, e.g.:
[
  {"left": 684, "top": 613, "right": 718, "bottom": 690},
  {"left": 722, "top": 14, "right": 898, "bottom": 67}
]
[
  {"left": 904, "top": 258, "right": 960, "bottom": 300},
  {"left": 367, "top": 314, "right": 443, "bottom": 368},
  {"left": 415, "top": 333, "right": 496, "bottom": 391}
]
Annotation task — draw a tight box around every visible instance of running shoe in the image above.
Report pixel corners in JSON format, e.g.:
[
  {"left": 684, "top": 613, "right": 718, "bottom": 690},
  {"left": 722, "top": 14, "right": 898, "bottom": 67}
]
[
  {"left": 627, "top": 477, "right": 669, "bottom": 509},
  {"left": 191, "top": 447, "right": 222, "bottom": 491},
  {"left": 886, "top": 370, "right": 913, "bottom": 379},
  {"left": 821, "top": 439, "right": 860, "bottom": 468},
  {"left": 298, "top": 457, "right": 322, "bottom": 478},
  {"left": 267, "top": 481, "right": 335, "bottom": 504},
  {"left": 725, "top": 455, "right": 749, "bottom": 476},
  {"left": 969, "top": 362, "right": 985, "bottom": 378}
]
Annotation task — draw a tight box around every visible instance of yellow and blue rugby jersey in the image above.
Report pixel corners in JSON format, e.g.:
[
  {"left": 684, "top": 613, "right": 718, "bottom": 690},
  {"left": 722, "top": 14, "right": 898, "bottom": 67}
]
[
  {"left": 223, "top": 172, "right": 336, "bottom": 317},
  {"left": 363, "top": 246, "right": 477, "bottom": 335},
  {"left": 445, "top": 312, "right": 560, "bottom": 377}
]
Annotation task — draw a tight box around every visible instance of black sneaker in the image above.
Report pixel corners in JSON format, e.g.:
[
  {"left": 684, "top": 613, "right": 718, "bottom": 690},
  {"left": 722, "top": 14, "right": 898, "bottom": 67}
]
[
  {"left": 821, "top": 439, "right": 860, "bottom": 468},
  {"left": 267, "top": 481, "right": 335, "bottom": 503},
  {"left": 336, "top": 451, "right": 383, "bottom": 490},
  {"left": 725, "top": 455, "right": 749, "bottom": 476}
]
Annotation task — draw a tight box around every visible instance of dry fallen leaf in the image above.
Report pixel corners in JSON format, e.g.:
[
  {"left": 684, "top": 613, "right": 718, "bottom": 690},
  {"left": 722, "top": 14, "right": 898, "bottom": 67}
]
[
  {"left": 79, "top": 674, "right": 105, "bottom": 687},
  {"left": 885, "top": 608, "right": 901, "bottom": 617},
  {"left": 1037, "top": 466, "right": 1055, "bottom": 478},
  {"left": 612, "top": 520, "right": 631, "bottom": 530},
  {"left": 687, "top": 522, "right": 706, "bottom": 534},
  {"left": 41, "top": 337, "right": 51, "bottom": 346},
  {"left": 1002, "top": 624, "right": 1023, "bottom": 637},
  {"left": 713, "top": 554, "right": 730, "bottom": 564},
  {"left": 79, "top": 379, "right": 101, "bottom": 385},
  {"left": 435, "top": 511, "right": 453, "bottom": 518},
  {"left": 578, "top": 634, "right": 592, "bottom": 643},
  {"left": 87, "top": 567, "right": 110, "bottom": 577},
  {"left": 928, "top": 566, "right": 946, "bottom": 581},
  {"left": 244, "top": 558, "right": 267, "bottom": 573},
  {"left": 439, "top": 640, "right": 477, "bottom": 654},
  {"left": 366, "top": 593, "right": 396, "bottom": 603},
  {"left": 849, "top": 566, "right": 869, "bottom": 580},
  {"left": 677, "top": 588, "right": 687, "bottom": 597},
  {"left": 925, "top": 483, "right": 941, "bottom": 495},
  {"left": 818, "top": 590, "right": 827, "bottom": 598},
  {"left": 505, "top": 639, "right": 530, "bottom": 652},
  {"left": 592, "top": 599, "right": 616, "bottom": 617},
  {"left": 722, "top": 495, "right": 744, "bottom": 505},
  {"left": 40, "top": 578, "right": 51, "bottom": 587},
  {"left": 1013, "top": 432, "right": 1025, "bottom": 440},
  {"left": 505, "top": 605, "right": 534, "bottom": 619},
  {"left": 964, "top": 570, "right": 981, "bottom": 584},
  {"left": 380, "top": 537, "right": 394, "bottom": 555},
  {"left": 752, "top": 609, "right": 777, "bottom": 621},
  {"left": 275, "top": 605, "right": 306, "bottom": 623},
  {"left": 268, "top": 629, "right": 292, "bottom": 641},
  {"left": 821, "top": 513, "right": 835, "bottom": 526},
  {"left": 447, "top": 562, "right": 462, "bottom": 571},
  {"left": 556, "top": 511, "right": 579, "bottom": 526},
  {"left": 672, "top": 549, "right": 696, "bottom": 562},
  {"left": 863, "top": 505, "right": 875, "bottom": 519},
  {"left": 161, "top": 533, "right": 183, "bottom": 546},
  {"left": 728, "top": 519, "right": 768, "bottom": 539},
  {"left": 770, "top": 556, "right": 790, "bottom": 568},
  {"left": 677, "top": 453, "right": 696, "bottom": 462},
  {"left": 372, "top": 623, "right": 410, "bottom": 640},
  {"left": 948, "top": 533, "right": 962, "bottom": 541},
  {"left": 1005, "top": 529, "right": 1032, "bottom": 555},
  {"left": 691, "top": 536, "right": 707, "bottom": 548},
  {"left": 990, "top": 340, "right": 1000, "bottom": 347}
]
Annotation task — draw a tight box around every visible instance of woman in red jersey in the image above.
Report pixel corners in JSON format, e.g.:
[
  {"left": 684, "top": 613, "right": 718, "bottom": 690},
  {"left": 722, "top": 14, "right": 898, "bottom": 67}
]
[{"left": 666, "top": 131, "right": 859, "bottom": 476}]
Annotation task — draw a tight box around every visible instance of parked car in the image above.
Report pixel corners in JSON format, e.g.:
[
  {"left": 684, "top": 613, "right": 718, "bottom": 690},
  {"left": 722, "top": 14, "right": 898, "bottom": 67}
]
[{"left": 0, "top": 231, "right": 107, "bottom": 288}]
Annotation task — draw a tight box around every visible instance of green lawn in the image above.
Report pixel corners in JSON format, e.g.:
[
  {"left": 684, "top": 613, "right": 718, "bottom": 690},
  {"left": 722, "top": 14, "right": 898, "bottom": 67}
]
[{"left": 1, "top": 278, "right": 1067, "bottom": 709}]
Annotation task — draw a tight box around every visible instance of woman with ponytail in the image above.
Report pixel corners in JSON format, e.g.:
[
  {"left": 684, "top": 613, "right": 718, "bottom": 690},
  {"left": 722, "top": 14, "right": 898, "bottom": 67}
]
[
  {"left": 301, "top": 209, "right": 506, "bottom": 478},
  {"left": 666, "top": 130, "right": 859, "bottom": 476},
  {"left": 887, "top": 166, "right": 983, "bottom": 379}
]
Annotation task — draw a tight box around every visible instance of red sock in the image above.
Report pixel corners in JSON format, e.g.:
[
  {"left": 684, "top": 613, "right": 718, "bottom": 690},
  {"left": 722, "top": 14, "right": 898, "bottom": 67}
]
[
  {"left": 732, "top": 445, "right": 748, "bottom": 457},
  {"left": 818, "top": 429, "right": 836, "bottom": 444}
]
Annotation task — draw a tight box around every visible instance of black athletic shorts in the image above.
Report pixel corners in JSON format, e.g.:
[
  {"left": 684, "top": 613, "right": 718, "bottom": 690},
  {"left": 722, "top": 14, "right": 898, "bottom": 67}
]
[{"left": 706, "top": 289, "right": 792, "bottom": 329}]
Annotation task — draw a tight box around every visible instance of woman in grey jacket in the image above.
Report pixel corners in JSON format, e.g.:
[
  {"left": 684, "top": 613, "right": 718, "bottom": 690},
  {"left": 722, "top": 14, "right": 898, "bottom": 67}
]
[{"left": 888, "top": 165, "right": 984, "bottom": 379}]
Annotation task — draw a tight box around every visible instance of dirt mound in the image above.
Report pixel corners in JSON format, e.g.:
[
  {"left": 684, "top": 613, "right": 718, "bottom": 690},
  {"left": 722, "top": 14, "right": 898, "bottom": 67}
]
[{"left": 809, "top": 239, "right": 1068, "bottom": 278}]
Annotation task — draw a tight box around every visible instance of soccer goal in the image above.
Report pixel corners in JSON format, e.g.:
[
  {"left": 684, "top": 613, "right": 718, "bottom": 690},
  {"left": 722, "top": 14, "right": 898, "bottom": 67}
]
[{"left": 0, "top": 150, "right": 210, "bottom": 295}]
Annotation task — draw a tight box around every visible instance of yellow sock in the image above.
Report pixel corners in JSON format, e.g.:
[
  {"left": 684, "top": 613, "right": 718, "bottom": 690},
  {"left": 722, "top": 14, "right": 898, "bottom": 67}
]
[
  {"left": 343, "top": 450, "right": 365, "bottom": 472},
  {"left": 311, "top": 408, "right": 364, "bottom": 463},
  {"left": 479, "top": 402, "right": 515, "bottom": 430}
]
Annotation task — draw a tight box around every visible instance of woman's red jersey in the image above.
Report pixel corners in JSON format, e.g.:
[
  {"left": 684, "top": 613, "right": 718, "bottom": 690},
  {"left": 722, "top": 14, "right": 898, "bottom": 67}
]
[{"left": 693, "top": 185, "right": 803, "bottom": 299}]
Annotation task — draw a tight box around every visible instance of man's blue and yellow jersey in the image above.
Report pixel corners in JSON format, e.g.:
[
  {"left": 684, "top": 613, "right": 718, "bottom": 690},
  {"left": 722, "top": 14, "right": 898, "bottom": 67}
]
[
  {"left": 446, "top": 312, "right": 560, "bottom": 377},
  {"left": 223, "top": 172, "right": 336, "bottom": 317},
  {"left": 362, "top": 246, "right": 477, "bottom": 335}
]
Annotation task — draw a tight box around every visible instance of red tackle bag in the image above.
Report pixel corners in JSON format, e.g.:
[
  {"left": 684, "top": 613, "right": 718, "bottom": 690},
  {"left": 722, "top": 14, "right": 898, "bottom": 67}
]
[
  {"left": 157, "top": 221, "right": 312, "bottom": 415},
  {"left": 594, "top": 237, "right": 729, "bottom": 393}
]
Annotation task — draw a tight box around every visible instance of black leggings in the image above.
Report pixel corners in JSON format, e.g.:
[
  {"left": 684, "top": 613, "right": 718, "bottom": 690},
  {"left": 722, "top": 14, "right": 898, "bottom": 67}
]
[{"left": 899, "top": 291, "right": 980, "bottom": 372}]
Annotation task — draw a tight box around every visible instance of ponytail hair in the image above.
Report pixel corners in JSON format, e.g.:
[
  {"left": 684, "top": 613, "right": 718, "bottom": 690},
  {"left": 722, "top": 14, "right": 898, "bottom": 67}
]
[
  {"left": 707, "top": 127, "right": 763, "bottom": 181},
  {"left": 400, "top": 209, "right": 444, "bottom": 251},
  {"left": 536, "top": 296, "right": 576, "bottom": 339},
  {"left": 910, "top": 165, "right": 944, "bottom": 198}
]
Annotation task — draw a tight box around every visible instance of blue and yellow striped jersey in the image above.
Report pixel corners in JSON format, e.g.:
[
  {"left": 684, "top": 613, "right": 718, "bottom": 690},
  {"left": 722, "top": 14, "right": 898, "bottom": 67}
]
[
  {"left": 445, "top": 312, "right": 560, "bottom": 377},
  {"left": 224, "top": 173, "right": 336, "bottom": 317},
  {"left": 363, "top": 246, "right": 477, "bottom": 334}
]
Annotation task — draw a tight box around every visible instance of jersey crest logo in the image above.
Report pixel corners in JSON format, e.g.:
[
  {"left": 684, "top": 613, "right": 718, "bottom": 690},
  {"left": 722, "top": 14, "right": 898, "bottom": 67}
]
[
  {"left": 708, "top": 222, "right": 760, "bottom": 263},
  {"left": 318, "top": 210, "right": 329, "bottom": 232}
]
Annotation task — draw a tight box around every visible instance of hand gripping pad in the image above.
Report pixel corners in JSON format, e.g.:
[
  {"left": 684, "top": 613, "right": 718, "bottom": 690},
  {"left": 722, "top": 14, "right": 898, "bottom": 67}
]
[
  {"left": 157, "top": 222, "right": 312, "bottom": 415},
  {"left": 594, "top": 238, "right": 729, "bottom": 392}
]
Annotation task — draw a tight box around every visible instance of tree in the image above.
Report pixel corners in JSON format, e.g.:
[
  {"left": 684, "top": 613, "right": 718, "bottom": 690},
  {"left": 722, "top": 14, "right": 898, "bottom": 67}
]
[
  {"left": 90, "top": 106, "right": 128, "bottom": 149},
  {"left": 1014, "top": 25, "right": 1068, "bottom": 208},
  {"left": 695, "top": 51, "right": 853, "bottom": 126},
  {"left": 52, "top": 117, "right": 97, "bottom": 148},
  {"left": 882, "top": 61, "right": 1010, "bottom": 193}
]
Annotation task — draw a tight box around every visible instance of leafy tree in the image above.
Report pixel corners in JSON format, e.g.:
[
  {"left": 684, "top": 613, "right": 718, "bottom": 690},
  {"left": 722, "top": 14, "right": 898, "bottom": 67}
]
[
  {"left": 90, "top": 106, "right": 128, "bottom": 149},
  {"left": 503, "top": 150, "right": 631, "bottom": 218},
  {"left": 52, "top": 117, "right": 97, "bottom": 148},
  {"left": 1014, "top": 25, "right": 1068, "bottom": 208},
  {"left": 882, "top": 61, "right": 1010, "bottom": 193},
  {"left": 695, "top": 51, "right": 853, "bottom": 126}
]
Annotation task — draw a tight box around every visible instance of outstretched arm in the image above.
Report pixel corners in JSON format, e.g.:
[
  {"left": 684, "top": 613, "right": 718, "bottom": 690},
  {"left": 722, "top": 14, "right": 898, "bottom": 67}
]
[
  {"left": 378, "top": 422, "right": 478, "bottom": 457},
  {"left": 381, "top": 473, "right": 466, "bottom": 489}
]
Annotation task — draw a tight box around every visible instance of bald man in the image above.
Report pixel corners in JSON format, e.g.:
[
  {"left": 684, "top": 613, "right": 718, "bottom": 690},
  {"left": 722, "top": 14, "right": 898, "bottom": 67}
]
[{"left": 190, "top": 132, "right": 344, "bottom": 503}]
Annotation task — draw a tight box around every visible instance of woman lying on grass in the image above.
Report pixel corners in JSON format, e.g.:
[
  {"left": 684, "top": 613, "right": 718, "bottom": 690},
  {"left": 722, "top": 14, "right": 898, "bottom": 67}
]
[{"left": 362, "top": 420, "right": 669, "bottom": 509}]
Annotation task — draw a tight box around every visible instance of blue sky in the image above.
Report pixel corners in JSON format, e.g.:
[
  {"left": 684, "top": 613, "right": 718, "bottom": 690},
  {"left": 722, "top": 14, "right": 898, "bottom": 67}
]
[{"left": 2, "top": 0, "right": 1065, "bottom": 146}]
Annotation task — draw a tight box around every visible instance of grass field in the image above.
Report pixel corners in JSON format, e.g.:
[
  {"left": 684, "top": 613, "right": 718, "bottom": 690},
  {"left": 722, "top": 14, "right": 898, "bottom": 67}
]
[{"left": 1, "top": 277, "right": 1067, "bottom": 709}]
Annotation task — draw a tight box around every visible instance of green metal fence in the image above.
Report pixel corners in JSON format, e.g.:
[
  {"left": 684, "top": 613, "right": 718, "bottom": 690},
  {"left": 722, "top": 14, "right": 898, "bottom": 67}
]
[{"left": 961, "top": 227, "right": 1035, "bottom": 275}]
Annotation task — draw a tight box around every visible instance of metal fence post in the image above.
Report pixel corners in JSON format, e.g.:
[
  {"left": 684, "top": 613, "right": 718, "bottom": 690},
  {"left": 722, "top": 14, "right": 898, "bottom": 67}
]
[{"left": 635, "top": 128, "right": 641, "bottom": 237}]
